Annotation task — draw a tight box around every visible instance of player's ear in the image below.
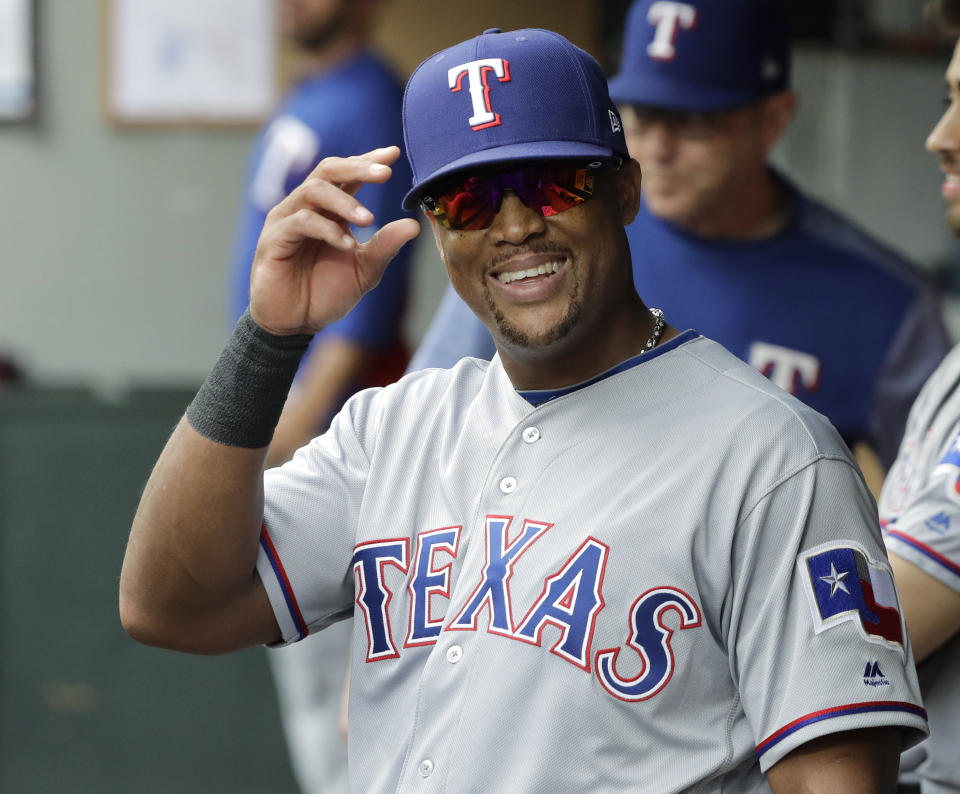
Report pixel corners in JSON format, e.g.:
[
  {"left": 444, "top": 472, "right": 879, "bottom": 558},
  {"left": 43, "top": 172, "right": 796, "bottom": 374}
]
[
  {"left": 616, "top": 158, "right": 643, "bottom": 225},
  {"left": 760, "top": 90, "right": 797, "bottom": 151},
  {"left": 425, "top": 210, "right": 451, "bottom": 265}
]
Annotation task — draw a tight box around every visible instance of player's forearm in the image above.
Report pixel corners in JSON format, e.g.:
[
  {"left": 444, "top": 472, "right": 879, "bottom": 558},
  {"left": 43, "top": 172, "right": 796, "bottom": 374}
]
[
  {"left": 119, "top": 416, "right": 270, "bottom": 651},
  {"left": 889, "top": 552, "right": 960, "bottom": 663},
  {"left": 121, "top": 311, "right": 310, "bottom": 651},
  {"left": 766, "top": 727, "right": 899, "bottom": 793},
  {"left": 121, "top": 148, "right": 418, "bottom": 653}
]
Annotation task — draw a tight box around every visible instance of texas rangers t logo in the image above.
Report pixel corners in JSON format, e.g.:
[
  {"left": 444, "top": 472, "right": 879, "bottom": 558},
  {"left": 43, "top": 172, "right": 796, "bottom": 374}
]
[
  {"left": 749, "top": 341, "right": 822, "bottom": 396},
  {"left": 448, "top": 58, "right": 512, "bottom": 130},
  {"left": 646, "top": 1, "right": 698, "bottom": 61}
]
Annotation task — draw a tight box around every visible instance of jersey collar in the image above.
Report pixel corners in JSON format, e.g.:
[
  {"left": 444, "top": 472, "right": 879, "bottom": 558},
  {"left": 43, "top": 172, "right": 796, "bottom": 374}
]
[{"left": 516, "top": 330, "right": 699, "bottom": 406}]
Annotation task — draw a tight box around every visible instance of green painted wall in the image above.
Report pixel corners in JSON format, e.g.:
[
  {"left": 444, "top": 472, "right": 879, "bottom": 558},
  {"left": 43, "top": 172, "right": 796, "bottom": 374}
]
[{"left": 0, "top": 388, "right": 299, "bottom": 793}]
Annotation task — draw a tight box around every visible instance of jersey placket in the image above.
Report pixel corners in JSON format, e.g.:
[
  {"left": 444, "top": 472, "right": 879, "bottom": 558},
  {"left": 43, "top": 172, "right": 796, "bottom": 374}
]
[{"left": 395, "top": 408, "right": 554, "bottom": 790}]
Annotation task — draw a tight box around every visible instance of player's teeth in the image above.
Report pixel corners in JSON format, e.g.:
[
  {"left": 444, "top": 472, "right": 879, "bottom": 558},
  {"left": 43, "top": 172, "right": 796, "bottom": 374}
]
[{"left": 497, "top": 261, "right": 561, "bottom": 284}]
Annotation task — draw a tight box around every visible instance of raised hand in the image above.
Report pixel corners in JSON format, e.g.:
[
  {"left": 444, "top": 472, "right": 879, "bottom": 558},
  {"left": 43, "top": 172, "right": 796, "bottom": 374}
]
[{"left": 249, "top": 146, "right": 421, "bottom": 335}]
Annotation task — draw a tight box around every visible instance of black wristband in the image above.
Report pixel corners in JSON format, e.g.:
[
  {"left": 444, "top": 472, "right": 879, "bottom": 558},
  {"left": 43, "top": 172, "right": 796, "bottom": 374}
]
[{"left": 186, "top": 310, "right": 313, "bottom": 448}]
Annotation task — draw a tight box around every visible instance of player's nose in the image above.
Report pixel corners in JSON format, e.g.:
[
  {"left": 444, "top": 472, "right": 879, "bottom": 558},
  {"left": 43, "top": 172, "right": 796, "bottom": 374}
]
[
  {"left": 927, "top": 101, "right": 960, "bottom": 158},
  {"left": 488, "top": 191, "right": 547, "bottom": 245}
]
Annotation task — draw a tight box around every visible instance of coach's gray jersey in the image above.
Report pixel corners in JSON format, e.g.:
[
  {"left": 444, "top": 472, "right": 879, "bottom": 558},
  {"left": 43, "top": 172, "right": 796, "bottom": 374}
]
[
  {"left": 879, "top": 342, "right": 960, "bottom": 793},
  {"left": 258, "top": 332, "right": 926, "bottom": 793}
]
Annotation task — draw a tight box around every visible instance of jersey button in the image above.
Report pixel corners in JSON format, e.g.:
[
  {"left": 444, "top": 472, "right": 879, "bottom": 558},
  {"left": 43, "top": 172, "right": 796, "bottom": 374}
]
[
  {"left": 418, "top": 759, "right": 435, "bottom": 778},
  {"left": 499, "top": 476, "right": 517, "bottom": 494},
  {"left": 522, "top": 426, "right": 540, "bottom": 443},
  {"left": 446, "top": 645, "right": 463, "bottom": 664}
]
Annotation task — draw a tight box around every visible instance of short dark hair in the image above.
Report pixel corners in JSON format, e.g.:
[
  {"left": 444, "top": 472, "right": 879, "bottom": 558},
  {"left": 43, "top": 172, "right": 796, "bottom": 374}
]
[{"left": 930, "top": 0, "right": 960, "bottom": 34}]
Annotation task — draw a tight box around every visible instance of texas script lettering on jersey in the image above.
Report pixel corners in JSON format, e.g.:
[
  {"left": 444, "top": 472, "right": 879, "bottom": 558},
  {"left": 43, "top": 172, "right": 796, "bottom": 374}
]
[{"left": 352, "top": 515, "right": 702, "bottom": 702}]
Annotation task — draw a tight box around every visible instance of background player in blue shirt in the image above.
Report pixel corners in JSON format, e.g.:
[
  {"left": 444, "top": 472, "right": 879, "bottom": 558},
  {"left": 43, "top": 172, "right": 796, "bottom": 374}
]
[
  {"left": 229, "top": 0, "right": 412, "bottom": 469},
  {"left": 226, "top": 1, "right": 411, "bottom": 791},
  {"left": 410, "top": 0, "right": 950, "bottom": 491}
]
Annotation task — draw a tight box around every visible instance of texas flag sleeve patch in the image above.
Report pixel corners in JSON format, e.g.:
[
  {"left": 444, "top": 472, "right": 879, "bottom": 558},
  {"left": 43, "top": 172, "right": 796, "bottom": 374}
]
[{"left": 798, "top": 542, "right": 905, "bottom": 657}]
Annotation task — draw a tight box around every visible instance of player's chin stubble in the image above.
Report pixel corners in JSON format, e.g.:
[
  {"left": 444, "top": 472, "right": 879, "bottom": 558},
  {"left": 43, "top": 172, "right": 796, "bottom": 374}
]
[{"left": 484, "top": 278, "right": 583, "bottom": 348}]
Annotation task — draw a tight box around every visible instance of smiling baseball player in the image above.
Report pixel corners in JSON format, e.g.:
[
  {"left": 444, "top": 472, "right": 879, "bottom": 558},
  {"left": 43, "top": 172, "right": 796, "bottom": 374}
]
[
  {"left": 409, "top": 0, "right": 952, "bottom": 491},
  {"left": 121, "top": 27, "right": 927, "bottom": 792}
]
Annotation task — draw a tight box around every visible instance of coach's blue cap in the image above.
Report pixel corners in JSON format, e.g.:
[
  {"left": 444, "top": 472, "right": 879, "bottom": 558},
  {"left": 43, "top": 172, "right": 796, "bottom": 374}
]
[
  {"left": 401, "top": 28, "right": 628, "bottom": 209},
  {"left": 607, "top": 0, "right": 790, "bottom": 111}
]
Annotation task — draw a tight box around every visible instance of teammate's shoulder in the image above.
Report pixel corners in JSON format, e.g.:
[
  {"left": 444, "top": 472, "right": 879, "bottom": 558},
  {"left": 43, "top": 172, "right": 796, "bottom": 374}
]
[
  {"left": 790, "top": 178, "right": 928, "bottom": 285},
  {"left": 282, "top": 52, "right": 402, "bottom": 124},
  {"left": 909, "top": 341, "right": 960, "bottom": 412}
]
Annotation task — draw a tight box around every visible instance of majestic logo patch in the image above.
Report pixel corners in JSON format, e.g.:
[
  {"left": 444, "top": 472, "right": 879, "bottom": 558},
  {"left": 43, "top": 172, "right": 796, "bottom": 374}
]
[
  {"left": 862, "top": 660, "right": 890, "bottom": 687},
  {"left": 798, "top": 542, "right": 905, "bottom": 657},
  {"left": 925, "top": 511, "right": 951, "bottom": 535}
]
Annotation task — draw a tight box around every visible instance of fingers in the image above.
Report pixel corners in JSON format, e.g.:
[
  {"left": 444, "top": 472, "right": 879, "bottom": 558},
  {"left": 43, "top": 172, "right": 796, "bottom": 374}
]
[
  {"left": 267, "top": 147, "right": 403, "bottom": 251},
  {"left": 356, "top": 218, "right": 422, "bottom": 288},
  {"left": 302, "top": 146, "right": 401, "bottom": 203},
  {"left": 267, "top": 206, "right": 357, "bottom": 253},
  {"left": 336, "top": 146, "right": 400, "bottom": 196}
]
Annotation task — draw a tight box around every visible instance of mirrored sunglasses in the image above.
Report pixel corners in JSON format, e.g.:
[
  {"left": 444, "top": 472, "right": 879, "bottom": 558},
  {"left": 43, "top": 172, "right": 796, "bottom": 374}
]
[{"left": 421, "top": 158, "right": 622, "bottom": 231}]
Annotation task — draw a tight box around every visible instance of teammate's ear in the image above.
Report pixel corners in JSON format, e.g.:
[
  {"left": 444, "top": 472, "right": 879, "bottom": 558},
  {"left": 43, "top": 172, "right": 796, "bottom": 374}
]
[{"left": 616, "top": 158, "right": 643, "bottom": 225}]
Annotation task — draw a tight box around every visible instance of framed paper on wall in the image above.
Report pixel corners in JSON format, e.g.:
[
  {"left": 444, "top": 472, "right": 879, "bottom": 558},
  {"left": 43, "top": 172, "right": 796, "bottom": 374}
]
[
  {"left": 102, "top": 0, "right": 277, "bottom": 126},
  {"left": 0, "top": 0, "right": 36, "bottom": 122}
]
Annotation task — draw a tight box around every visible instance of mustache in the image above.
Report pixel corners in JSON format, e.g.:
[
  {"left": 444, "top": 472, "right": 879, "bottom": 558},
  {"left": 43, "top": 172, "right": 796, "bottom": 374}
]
[
  {"left": 938, "top": 152, "right": 960, "bottom": 170},
  {"left": 488, "top": 243, "right": 572, "bottom": 269}
]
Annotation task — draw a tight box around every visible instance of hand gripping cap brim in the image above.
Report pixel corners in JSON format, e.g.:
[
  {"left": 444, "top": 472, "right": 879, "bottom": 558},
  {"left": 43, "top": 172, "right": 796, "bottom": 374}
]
[{"left": 401, "top": 28, "right": 629, "bottom": 210}]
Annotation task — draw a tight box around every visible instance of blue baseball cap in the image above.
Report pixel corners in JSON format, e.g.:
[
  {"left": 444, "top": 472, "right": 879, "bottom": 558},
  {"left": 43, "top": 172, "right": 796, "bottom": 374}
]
[
  {"left": 401, "top": 28, "right": 628, "bottom": 210},
  {"left": 607, "top": 0, "right": 790, "bottom": 111}
]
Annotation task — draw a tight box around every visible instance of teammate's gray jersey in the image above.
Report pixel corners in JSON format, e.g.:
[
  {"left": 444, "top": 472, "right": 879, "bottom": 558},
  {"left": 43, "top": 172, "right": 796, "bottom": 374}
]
[
  {"left": 879, "top": 342, "right": 960, "bottom": 793},
  {"left": 258, "top": 332, "right": 926, "bottom": 793}
]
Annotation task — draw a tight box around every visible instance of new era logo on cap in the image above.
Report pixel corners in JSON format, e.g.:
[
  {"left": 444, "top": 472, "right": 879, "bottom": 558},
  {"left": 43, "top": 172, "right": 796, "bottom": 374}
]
[
  {"left": 401, "top": 28, "right": 628, "bottom": 209},
  {"left": 608, "top": 109, "right": 622, "bottom": 134}
]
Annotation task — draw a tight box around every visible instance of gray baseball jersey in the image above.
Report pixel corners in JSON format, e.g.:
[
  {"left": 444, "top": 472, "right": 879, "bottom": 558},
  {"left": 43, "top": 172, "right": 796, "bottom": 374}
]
[
  {"left": 878, "top": 342, "right": 960, "bottom": 792},
  {"left": 257, "top": 331, "right": 926, "bottom": 793}
]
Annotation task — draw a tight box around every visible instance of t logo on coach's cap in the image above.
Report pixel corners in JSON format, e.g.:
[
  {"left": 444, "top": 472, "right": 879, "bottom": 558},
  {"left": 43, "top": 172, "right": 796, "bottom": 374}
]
[
  {"left": 448, "top": 58, "right": 512, "bottom": 130},
  {"left": 647, "top": 1, "right": 698, "bottom": 61}
]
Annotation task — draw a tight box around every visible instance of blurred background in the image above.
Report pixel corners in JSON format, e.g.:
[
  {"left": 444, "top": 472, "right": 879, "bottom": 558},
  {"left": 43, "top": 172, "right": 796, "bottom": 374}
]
[{"left": 0, "top": 0, "right": 957, "bottom": 791}]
